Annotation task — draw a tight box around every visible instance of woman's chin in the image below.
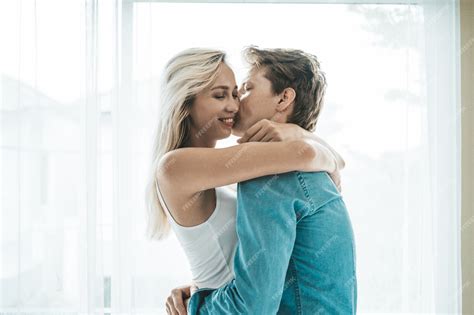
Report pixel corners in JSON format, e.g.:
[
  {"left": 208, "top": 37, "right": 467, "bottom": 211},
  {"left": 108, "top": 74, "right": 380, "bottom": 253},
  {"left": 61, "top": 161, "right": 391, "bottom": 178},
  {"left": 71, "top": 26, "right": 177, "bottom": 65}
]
[{"left": 216, "top": 120, "right": 234, "bottom": 137}]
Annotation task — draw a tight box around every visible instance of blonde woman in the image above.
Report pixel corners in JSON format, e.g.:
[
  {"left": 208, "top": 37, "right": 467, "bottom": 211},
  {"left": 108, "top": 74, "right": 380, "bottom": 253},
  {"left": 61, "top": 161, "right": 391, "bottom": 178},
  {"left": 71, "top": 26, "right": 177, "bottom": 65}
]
[{"left": 146, "top": 48, "right": 355, "bottom": 315}]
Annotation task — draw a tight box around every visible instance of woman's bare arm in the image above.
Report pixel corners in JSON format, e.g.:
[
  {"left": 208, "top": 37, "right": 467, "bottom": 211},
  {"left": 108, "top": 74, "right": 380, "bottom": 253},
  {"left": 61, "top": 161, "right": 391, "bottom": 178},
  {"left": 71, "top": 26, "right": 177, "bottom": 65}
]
[
  {"left": 157, "top": 139, "right": 322, "bottom": 196},
  {"left": 304, "top": 131, "right": 345, "bottom": 170}
]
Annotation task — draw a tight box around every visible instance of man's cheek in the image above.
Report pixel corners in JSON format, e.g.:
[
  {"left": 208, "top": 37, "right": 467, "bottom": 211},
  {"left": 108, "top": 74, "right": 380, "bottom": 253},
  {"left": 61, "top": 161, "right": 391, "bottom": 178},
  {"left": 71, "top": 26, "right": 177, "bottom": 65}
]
[{"left": 243, "top": 97, "right": 254, "bottom": 114}]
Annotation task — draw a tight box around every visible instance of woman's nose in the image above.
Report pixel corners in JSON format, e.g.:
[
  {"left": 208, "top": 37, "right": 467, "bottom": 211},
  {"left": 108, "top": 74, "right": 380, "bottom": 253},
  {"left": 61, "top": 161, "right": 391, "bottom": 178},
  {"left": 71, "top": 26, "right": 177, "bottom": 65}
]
[{"left": 226, "top": 97, "right": 240, "bottom": 113}]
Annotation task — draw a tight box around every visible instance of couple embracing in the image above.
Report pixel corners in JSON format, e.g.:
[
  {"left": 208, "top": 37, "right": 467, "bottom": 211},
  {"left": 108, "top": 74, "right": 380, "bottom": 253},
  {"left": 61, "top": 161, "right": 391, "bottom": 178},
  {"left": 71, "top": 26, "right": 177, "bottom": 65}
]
[{"left": 146, "top": 46, "right": 357, "bottom": 315}]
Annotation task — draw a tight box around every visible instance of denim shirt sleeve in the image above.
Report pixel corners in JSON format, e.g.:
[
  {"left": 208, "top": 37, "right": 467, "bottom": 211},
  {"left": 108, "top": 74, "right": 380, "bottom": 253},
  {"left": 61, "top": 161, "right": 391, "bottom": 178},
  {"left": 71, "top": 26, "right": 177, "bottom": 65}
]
[{"left": 187, "top": 171, "right": 315, "bottom": 314}]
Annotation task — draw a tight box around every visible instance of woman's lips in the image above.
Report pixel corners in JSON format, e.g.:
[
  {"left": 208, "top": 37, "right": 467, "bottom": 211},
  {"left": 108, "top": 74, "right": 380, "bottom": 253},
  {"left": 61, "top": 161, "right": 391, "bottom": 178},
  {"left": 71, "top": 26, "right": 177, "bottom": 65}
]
[{"left": 218, "top": 117, "right": 234, "bottom": 128}]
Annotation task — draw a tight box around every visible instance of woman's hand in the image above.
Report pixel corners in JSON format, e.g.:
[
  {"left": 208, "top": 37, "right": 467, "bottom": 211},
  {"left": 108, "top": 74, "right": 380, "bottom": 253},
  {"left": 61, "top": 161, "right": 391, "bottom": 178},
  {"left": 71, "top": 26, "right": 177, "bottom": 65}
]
[
  {"left": 165, "top": 284, "right": 192, "bottom": 315},
  {"left": 237, "top": 119, "right": 304, "bottom": 143},
  {"left": 165, "top": 283, "right": 200, "bottom": 315}
]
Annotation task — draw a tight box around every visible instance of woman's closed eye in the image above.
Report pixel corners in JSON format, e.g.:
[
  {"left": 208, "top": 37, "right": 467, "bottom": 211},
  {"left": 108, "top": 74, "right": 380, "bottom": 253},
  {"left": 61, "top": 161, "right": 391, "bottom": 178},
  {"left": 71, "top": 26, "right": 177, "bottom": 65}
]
[{"left": 214, "top": 92, "right": 239, "bottom": 100}]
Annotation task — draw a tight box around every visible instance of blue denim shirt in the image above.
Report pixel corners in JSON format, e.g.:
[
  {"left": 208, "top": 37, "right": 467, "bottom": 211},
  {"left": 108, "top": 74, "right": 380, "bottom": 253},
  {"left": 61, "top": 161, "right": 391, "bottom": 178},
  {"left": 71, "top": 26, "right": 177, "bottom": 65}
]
[{"left": 188, "top": 171, "right": 357, "bottom": 314}]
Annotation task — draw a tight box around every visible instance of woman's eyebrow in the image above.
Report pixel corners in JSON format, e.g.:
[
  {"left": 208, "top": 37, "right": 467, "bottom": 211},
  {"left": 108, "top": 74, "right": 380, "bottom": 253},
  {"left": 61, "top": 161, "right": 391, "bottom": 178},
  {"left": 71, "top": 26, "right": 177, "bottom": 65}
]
[
  {"left": 211, "top": 85, "right": 239, "bottom": 91},
  {"left": 211, "top": 85, "right": 230, "bottom": 90}
]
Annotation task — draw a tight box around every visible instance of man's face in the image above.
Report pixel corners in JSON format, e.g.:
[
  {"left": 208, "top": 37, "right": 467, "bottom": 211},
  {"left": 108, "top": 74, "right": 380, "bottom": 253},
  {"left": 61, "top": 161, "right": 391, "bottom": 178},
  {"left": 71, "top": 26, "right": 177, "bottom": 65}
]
[{"left": 232, "top": 68, "right": 282, "bottom": 136}]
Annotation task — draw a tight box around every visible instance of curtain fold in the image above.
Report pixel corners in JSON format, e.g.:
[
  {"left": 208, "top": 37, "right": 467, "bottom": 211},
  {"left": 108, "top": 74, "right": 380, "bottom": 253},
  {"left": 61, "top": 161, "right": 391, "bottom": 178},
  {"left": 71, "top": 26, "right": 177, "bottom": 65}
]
[
  {"left": 82, "top": 0, "right": 103, "bottom": 313},
  {"left": 422, "top": 0, "right": 463, "bottom": 312}
]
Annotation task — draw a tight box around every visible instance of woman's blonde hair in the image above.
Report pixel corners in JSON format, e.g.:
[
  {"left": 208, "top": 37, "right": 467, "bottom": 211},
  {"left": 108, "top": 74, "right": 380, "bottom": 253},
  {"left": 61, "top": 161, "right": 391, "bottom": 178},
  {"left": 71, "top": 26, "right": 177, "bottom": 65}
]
[{"left": 145, "top": 48, "right": 227, "bottom": 241}]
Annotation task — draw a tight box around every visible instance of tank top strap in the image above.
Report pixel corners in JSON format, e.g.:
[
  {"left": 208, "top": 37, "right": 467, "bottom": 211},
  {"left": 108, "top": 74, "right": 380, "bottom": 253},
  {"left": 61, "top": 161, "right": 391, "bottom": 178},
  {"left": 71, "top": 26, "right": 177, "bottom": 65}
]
[
  {"left": 155, "top": 179, "right": 221, "bottom": 228},
  {"left": 155, "top": 179, "right": 180, "bottom": 226}
]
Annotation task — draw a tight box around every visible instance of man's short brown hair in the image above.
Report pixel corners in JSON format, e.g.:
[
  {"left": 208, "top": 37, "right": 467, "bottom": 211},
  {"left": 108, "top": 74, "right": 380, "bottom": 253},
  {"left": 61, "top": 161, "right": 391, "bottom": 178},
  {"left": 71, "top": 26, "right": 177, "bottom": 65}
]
[{"left": 243, "top": 46, "right": 327, "bottom": 132}]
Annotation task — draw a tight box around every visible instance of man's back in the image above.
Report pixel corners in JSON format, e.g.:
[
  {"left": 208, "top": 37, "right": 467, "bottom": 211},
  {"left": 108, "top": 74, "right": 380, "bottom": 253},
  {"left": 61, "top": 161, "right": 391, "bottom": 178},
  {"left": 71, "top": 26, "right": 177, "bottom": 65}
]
[
  {"left": 274, "top": 171, "right": 357, "bottom": 314},
  {"left": 188, "top": 171, "right": 357, "bottom": 314}
]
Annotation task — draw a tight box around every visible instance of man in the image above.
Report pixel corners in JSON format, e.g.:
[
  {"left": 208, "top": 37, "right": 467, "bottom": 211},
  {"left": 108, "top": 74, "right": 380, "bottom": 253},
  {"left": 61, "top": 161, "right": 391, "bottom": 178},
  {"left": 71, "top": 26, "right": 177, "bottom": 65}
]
[{"left": 170, "top": 46, "right": 357, "bottom": 314}]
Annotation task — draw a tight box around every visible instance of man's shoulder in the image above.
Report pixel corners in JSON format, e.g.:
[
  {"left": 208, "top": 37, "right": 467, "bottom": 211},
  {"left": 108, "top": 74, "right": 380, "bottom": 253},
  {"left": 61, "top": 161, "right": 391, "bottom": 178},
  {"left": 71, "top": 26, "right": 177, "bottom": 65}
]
[
  {"left": 236, "top": 171, "right": 341, "bottom": 212},
  {"left": 295, "top": 170, "right": 333, "bottom": 183},
  {"left": 294, "top": 171, "right": 342, "bottom": 203},
  {"left": 236, "top": 171, "right": 339, "bottom": 196},
  {"left": 237, "top": 171, "right": 299, "bottom": 187},
  {"left": 236, "top": 171, "right": 333, "bottom": 187}
]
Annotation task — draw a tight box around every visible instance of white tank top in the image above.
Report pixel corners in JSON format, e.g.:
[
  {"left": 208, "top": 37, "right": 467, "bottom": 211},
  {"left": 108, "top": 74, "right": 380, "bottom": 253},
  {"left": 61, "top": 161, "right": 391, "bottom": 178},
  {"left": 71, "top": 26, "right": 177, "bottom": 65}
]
[{"left": 155, "top": 181, "right": 238, "bottom": 289}]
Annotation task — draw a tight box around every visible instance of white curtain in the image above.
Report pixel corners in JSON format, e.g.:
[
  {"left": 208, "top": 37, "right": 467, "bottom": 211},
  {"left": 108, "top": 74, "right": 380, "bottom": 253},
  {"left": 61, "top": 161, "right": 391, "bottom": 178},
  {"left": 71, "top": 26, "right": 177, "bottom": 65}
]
[{"left": 0, "top": 0, "right": 461, "bottom": 314}]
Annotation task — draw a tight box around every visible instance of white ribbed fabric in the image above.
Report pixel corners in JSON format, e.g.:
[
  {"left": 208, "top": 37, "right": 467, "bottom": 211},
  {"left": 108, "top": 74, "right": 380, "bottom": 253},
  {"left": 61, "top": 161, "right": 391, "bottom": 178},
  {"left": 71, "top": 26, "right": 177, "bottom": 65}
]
[{"left": 155, "top": 181, "right": 238, "bottom": 289}]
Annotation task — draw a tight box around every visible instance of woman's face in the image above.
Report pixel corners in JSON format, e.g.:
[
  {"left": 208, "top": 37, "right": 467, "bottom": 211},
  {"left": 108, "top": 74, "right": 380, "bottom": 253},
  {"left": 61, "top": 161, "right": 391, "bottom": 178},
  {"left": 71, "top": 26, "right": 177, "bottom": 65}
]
[{"left": 188, "top": 62, "right": 240, "bottom": 146}]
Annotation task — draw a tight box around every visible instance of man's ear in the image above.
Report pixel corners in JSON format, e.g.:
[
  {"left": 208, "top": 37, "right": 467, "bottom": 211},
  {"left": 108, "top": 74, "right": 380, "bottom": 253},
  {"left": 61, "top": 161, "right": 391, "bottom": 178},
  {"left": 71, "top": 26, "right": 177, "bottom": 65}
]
[{"left": 276, "top": 87, "right": 296, "bottom": 112}]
